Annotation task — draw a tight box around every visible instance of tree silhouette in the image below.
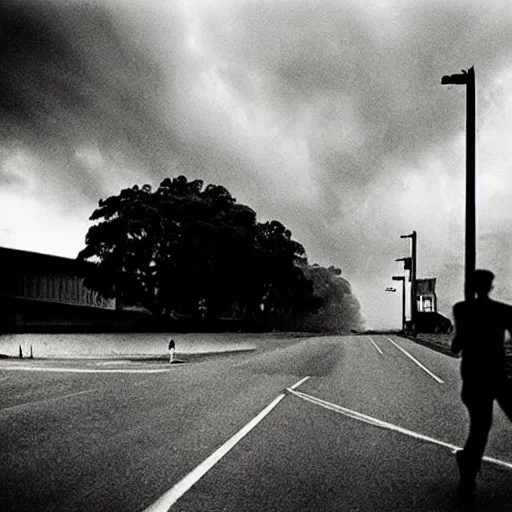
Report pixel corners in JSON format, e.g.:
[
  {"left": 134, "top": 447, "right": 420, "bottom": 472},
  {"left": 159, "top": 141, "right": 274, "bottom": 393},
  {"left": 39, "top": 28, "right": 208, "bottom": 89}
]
[
  {"left": 79, "top": 177, "right": 314, "bottom": 325},
  {"left": 78, "top": 175, "right": 364, "bottom": 332}
]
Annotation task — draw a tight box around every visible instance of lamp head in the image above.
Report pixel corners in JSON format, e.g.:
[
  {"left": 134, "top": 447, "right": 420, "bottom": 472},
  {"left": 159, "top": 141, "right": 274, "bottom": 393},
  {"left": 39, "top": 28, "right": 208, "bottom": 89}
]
[{"left": 441, "top": 70, "right": 468, "bottom": 85}]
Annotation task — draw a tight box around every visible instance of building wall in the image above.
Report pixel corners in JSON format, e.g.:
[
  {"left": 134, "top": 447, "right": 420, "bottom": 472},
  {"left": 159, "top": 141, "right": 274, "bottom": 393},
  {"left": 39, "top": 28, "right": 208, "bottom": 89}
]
[
  {"left": 0, "top": 247, "right": 153, "bottom": 333},
  {"left": 0, "top": 246, "right": 114, "bottom": 309},
  {"left": 16, "top": 273, "right": 114, "bottom": 308}
]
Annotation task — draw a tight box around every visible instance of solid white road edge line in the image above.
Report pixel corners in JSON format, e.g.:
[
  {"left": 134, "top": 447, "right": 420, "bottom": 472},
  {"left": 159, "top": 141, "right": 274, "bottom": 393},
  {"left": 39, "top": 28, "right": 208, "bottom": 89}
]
[
  {"left": 0, "top": 366, "right": 173, "bottom": 374},
  {"left": 386, "top": 337, "right": 444, "bottom": 384},
  {"left": 367, "top": 336, "right": 383, "bottom": 355},
  {"left": 288, "top": 389, "right": 512, "bottom": 471},
  {"left": 143, "top": 376, "right": 311, "bottom": 512}
]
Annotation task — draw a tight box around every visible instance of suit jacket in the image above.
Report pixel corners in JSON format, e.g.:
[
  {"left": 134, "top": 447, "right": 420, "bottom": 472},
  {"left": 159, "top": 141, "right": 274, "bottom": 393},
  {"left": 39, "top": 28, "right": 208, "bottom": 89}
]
[{"left": 452, "top": 298, "right": 512, "bottom": 383}]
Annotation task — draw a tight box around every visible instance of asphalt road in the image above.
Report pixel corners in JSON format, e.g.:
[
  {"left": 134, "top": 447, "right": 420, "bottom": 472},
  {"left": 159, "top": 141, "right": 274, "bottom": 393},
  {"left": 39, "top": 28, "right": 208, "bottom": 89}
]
[{"left": 1, "top": 334, "right": 512, "bottom": 511}]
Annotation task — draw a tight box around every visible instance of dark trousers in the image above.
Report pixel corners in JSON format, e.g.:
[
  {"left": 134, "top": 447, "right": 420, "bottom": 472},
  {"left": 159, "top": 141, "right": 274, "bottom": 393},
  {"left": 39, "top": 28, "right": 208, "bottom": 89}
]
[{"left": 461, "top": 379, "right": 512, "bottom": 477}]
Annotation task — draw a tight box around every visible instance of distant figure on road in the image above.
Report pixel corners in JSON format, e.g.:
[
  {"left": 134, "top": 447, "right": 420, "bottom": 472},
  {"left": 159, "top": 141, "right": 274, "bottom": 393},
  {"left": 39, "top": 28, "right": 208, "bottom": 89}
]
[
  {"left": 168, "top": 339, "right": 175, "bottom": 364},
  {"left": 452, "top": 269, "right": 512, "bottom": 498}
]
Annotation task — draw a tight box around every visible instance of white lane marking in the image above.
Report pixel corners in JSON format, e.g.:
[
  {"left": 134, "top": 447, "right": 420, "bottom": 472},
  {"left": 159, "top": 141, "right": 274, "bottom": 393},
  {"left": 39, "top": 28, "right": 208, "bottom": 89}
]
[
  {"left": 0, "top": 388, "right": 98, "bottom": 413},
  {"left": 0, "top": 366, "right": 173, "bottom": 374},
  {"left": 289, "top": 376, "right": 310, "bottom": 390},
  {"left": 367, "top": 337, "right": 383, "bottom": 355},
  {"left": 287, "top": 389, "right": 512, "bottom": 471},
  {"left": 143, "top": 376, "right": 311, "bottom": 512},
  {"left": 386, "top": 337, "right": 444, "bottom": 384}
]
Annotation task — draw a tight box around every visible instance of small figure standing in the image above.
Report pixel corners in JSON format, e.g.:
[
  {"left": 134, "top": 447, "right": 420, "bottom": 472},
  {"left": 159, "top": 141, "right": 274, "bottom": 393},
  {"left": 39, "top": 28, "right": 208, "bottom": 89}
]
[
  {"left": 452, "top": 269, "right": 512, "bottom": 499},
  {"left": 168, "top": 339, "right": 176, "bottom": 364}
]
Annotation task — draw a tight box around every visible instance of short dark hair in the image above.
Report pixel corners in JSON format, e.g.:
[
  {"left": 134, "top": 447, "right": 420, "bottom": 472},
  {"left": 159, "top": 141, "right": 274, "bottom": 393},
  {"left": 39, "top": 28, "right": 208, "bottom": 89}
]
[
  {"left": 474, "top": 269, "right": 494, "bottom": 293},
  {"left": 474, "top": 269, "right": 494, "bottom": 282}
]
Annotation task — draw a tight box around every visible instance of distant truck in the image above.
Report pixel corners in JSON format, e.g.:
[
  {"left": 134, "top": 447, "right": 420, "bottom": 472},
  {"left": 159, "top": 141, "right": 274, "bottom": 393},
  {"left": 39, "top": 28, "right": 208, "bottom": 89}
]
[{"left": 408, "top": 312, "right": 454, "bottom": 334}]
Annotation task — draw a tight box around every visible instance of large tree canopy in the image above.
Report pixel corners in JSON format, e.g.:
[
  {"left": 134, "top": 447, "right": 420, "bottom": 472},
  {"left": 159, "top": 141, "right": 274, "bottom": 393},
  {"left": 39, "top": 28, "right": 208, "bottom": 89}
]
[
  {"left": 78, "top": 176, "right": 333, "bottom": 330},
  {"left": 78, "top": 175, "right": 365, "bottom": 332}
]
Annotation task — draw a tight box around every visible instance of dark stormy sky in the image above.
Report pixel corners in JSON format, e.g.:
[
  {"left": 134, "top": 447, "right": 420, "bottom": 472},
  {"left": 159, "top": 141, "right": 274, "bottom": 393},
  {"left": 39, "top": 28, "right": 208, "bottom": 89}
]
[{"left": 2, "top": 0, "right": 512, "bottom": 328}]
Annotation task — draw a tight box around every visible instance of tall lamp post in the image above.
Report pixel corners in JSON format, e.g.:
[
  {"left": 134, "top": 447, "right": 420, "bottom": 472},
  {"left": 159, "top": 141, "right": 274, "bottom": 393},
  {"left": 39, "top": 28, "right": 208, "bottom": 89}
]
[
  {"left": 441, "top": 67, "right": 476, "bottom": 301},
  {"left": 392, "top": 275, "right": 406, "bottom": 332}
]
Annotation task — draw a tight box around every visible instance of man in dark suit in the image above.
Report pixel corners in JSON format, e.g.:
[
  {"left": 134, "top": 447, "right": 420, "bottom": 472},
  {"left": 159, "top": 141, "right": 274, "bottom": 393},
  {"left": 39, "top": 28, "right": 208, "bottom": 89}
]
[{"left": 452, "top": 269, "right": 512, "bottom": 497}]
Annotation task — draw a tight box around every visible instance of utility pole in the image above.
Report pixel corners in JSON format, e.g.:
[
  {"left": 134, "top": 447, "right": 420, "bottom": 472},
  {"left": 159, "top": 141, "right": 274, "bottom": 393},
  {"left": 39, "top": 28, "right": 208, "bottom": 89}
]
[{"left": 441, "top": 67, "right": 476, "bottom": 301}]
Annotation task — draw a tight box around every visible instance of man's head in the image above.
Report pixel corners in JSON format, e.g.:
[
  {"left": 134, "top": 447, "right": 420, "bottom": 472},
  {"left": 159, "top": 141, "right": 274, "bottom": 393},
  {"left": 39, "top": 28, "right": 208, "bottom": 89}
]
[{"left": 474, "top": 269, "right": 495, "bottom": 297}]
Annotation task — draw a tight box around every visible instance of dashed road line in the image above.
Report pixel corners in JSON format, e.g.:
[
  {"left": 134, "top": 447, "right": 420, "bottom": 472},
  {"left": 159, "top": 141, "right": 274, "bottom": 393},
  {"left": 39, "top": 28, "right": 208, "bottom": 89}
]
[
  {"left": 367, "top": 336, "right": 383, "bottom": 355},
  {"left": 0, "top": 388, "right": 98, "bottom": 413},
  {"left": 143, "top": 375, "right": 311, "bottom": 512},
  {"left": 386, "top": 337, "right": 444, "bottom": 384},
  {"left": 287, "top": 388, "right": 512, "bottom": 471}
]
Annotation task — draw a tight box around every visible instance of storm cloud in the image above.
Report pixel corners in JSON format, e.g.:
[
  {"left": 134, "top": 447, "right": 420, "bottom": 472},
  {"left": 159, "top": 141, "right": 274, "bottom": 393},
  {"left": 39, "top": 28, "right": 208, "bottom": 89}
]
[{"left": 2, "top": 0, "right": 512, "bottom": 327}]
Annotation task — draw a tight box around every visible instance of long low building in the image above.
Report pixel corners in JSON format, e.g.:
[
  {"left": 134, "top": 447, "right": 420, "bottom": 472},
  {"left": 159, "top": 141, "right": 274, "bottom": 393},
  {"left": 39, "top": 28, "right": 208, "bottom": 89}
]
[
  {"left": 0, "top": 246, "right": 152, "bottom": 333},
  {"left": 5, "top": 247, "right": 114, "bottom": 309},
  {"left": 0, "top": 247, "right": 264, "bottom": 334}
]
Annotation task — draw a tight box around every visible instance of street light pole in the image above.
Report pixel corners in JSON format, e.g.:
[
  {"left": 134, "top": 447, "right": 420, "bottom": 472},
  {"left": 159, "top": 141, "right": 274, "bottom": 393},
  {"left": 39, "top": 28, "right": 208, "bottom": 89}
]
[{"left": 441, "top": 67, "right": 476, "bottom": 301}]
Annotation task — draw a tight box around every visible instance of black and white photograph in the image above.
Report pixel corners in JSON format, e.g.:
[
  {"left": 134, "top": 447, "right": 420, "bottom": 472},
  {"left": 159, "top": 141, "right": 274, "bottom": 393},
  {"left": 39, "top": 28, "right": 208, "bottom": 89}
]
[{"left": 2, "top": 0, "right": 512, "bottom": 510}]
